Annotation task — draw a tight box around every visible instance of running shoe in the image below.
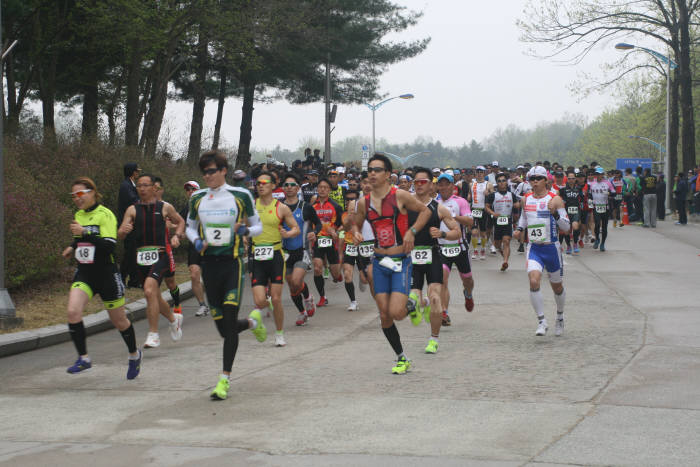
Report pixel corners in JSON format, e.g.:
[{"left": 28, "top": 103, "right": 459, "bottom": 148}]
[
  {"left": 195, "top": 304, "right": 209, "bottom": 317},
  {"left": 593, "top": 239, "right": 600, "bottom": 249},
  {"left": 425, "top": 339, "right": 438, "bottom": 354},
  {"left": 358, "top": 280, "right": 367, "bottom": 292},
  {"left": 316, "top": 296, "right": 328, "bottom": 307},
  {"left": 517, "top": 243, "right": 525, "bottom": 253},
  {"left": 407, "top": 292, "right": 422, "bottom": 326},
  {"left": 471, "top": 250, "right": 478, "bottom": 260},
  {"left": 566, "top": 246, "right": 572, "bottom": 255},
  {"left": 295, "top": 312, "right": 308, "bottom": 326},
  {"left": 144, "top": 332, "right": 160, "bottom": 348},
  {"left": 555, "top": 318, "right": 564, "bottom": 337},
  {"left": 127, "top": 349, "right": 142, "bottom": 380},
  {"left": 422, "top": 298, "right": 431, "bottom": 323},
  {"left": 170, "top": 313, "right": 183, "bottom": 341},
  {"left": 536, "top": 319, "right": 548, "bottom": 336},
  {"left": 441, "top": 311, "right": 451, "bottom": 326},
  {"left": 480, "top": 249, "right": 486, "bottom": 260},
  {"left": 211, "top": 376, "right": 230, "bottom": 400},
  {"left": 332, "top": 275, "right": 342, "bottom": 283},
  {"left": 573, "top": 246, "right": 580, "bottom": 254},
  {"left": 304, "top": 296, "right": 316, "bottom": 317},
  {"left": 464, "top": 290, "right": 474, "bottom": 312},
  {"left": 274, "top": 333, "right": 287, "bottom": 347},
  {"left": 578, "top": 239, "right": 584, "bottom": 248},
  {"left": 391, "top": 356, "right": 411, "bottom": 375},
  {"left": 500, "top": 262, "right": 508, "bottom": 272},
  {"left": 600, "top": 243, "right": 606, "bottom": 252},
  {"left": 248, "top": 309, "right": 267, "bottom": 342},
  {"left": 323, "top": 267, "right": 330, "bottom": 279},
  {"left": 613, "top": 220, "right": 618, "bottom": 228},
  {"left": 66, "top": 357, "right": 91, "bottom": 374},
  {"left": 173, "top": 306, "right": 182, "bottom": 314},
  {"left": 347, "top": 301, "right": 358, "bottom": 312},
  {"left": 490, "top": 244, "right": 497, "bottom": 255}
]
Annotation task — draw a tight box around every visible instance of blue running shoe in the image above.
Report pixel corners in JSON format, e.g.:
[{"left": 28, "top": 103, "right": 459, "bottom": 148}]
[
  {"left": 127, "top": 349, "right": 142, "bottom": 380},
  {"left": 593, "top": 239, "right": 600, "bottom": 249},
  {"left": 67, "top": 357, "right": 91, "bottom": 374}
]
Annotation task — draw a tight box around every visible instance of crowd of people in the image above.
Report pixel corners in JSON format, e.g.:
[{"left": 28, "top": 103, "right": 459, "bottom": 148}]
[{"left": 62, "top": 151, "right": 679, "bottom": 400}]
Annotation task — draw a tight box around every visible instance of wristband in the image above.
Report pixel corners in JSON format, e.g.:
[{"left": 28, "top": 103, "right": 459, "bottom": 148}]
[
  {"left": 410, "top": 227, "right": 417, "bottom": 236},
  {"left": 194, "top": 239, "right": 204, "bottom": 252},
  {"left": 441, "top": 231, "right": 446, "bottom": 239}
]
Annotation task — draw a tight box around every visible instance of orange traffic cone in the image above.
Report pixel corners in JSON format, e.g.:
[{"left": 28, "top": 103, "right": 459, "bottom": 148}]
[{"left": 622, "top": 201, "right": 629, "bottom": 225}]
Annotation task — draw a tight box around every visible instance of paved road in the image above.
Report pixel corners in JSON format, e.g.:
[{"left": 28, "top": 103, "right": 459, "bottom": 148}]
[{"left": 1, "top": 220, "right": 698, "bottom": 466}]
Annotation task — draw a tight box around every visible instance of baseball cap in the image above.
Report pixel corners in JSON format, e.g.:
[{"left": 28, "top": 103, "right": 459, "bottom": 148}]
[
  {"left": 445, "top": 169, "right": 454, "bottom": 177},
  {"left": 232, "top": 169, "right": 246, "bottom": 180},
  {"left": 337, "top": 166, "right": 346, "bottom": 174},
  {"left": 437, "top": 173, "right": 454, "bottom": 183},
  {"left": 184, "top": 180, "right": 200, "bottom": 190},
  {"left": 432, "top": 167, "right": 441, "bottom": 173},
  {"left": 476, "top": 165, "right": 486, "bottom": 171},
  {"left": 595, "top": 166, "right": 605, "bottom": 174},
  {"left": 399, "top": 174, "right": 412, "bottom": 181},
  {"left": 528, "top": 166, "right": 548, "bottom": 179},
  {"left": 492, "top": 161, "right": 499, "bottom": 167}
]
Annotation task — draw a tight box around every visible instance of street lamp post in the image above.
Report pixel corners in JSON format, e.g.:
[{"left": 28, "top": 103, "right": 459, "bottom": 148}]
[
  {"left": 382, "top": 151, "right": 430, "bottom": 167},
  {"left": 365, "top": 94, "right": 414, "bottom": 154},
  {"left": 615, "top": 42, "right": 677, "bottom": 212},
  {"left": 628, "top": 135, "right": 665, "bottom": 165}
]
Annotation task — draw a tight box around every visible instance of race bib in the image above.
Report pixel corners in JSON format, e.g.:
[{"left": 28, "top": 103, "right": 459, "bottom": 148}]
[
  {"left": 615, "top": 193, "right": 623, "bottom": 201},
  {"left": 205, "top": 223, "right": 231, "bottom": 247},
  {"left": 595, "top": 204, "right": 607, "bottom": 213},
  {"left": 345, "top": 244, "right": 358, "bottom": 257},
  {"left": 136, "top": 246, "right": 159, "bottom": 266},
  {"left": 528, "top": 224, "right": 546, "bottom": 243},
  {"left": 440, "top": 243, "right": 461, "bottom": 257},
  {"left": 567, "top": 206, "right": 579, "bottom": 215},
  {"left": 359, "top": 241, "right": 374, "bottom": 257},
  {"left": 378, "top": 255, "right": 402, "bottom": 272},
  {"left": 75, "top": 243, "right": 95, "bottom": 264},
  {"left": 496, "top": 216, "right": 509, "bottom": 226},
  {"left": 472, "top": 208, "right": 483, "bottom": 218},
  {"left": 317, "top": 236, "right": 333, "bottom": 248},
  {"left": 587, "top": 199, "right": 594, "bottom": 209},
  {"left": 411, "top": 246, "right": 432, "bottom": 264},
  {"left": 253, "top": 245, "right": 274, "bottom": 261}
]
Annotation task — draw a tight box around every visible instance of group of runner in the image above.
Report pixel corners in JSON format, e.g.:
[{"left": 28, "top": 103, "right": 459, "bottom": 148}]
[{"left": 63, "top": 152, "right": 626, "bottom": 400}]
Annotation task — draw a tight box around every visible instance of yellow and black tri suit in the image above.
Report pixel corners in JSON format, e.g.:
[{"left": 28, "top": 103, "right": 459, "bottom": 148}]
[
  {"left": 70, "top": 204, "right": 125, "bottom": 309},
  {"left": 251, "top": 198, "right": 285, "bottom": 286}
]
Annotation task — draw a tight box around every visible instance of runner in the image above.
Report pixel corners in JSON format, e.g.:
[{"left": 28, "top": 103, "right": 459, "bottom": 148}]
[
  {"left": 118, "top": 173, "right": 184, "bottom": 349},
  {"left": 485, "top": 173, "right": 520, "bottom": 271},
  {"left": 353, "top": 154, "right": 431, "bottom": 374},
  {"left": 62, "top": 177, "right": 141, "bottom": 378},
  {"left": 436, "top": 172, "right": 475, "bottom": 326},
  {"left": 186, "top": 150, "right": 267, "bottom": 400},
  {"left": 251, "top": 171, "right": 300, "bottom": 346},
  {"left": 341, "top": 190, "right": 366, "bottom": 311},
  {"left": 312, "top": 178, "right": 344, "bottom": 306},
  {"left": 611, "top": 170, "right": 624, "bottom": 228},
  {"left": 513, "top": 166, "right": 570, "bottom": 337},
  {"left": 558, "top": 171, "right": 584, "bottom": 254},
  {"left": 153, "top": 177, "right": 183, "bottom": 316},
  {"left": 408, "top": 167, "right": 461, "bottom": 354},
  {"left": 357, "top": 172, "right": 376, "bottom": 296},
  {"left": 328, "top": 168, "right": 347, "bottom": 209},
  {"left": 468, "top": 166, "right": 494, "bottom": 260},
  {"left": 281, "top": 172, "right": 322, "bottom": 327},
  {"left": 588, "top": 167, "right": 616, "bottom": 251},
  {"left": 180, "top": 180, "right": 209, "bottom": 316}
]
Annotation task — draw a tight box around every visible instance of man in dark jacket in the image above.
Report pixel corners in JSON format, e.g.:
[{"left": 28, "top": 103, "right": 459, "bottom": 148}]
[
  {"left": 118, "top": 163, "right": 140, "bottom": 287},
  {"left": 656, "top": 174, "right": 666, "bottom": 220},
  {"left": 674, "top": 172, "right": 688, "bottom": 225}
]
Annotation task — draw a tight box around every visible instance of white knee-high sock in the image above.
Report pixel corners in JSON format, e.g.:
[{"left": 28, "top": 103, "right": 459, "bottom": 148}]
[
  {"left": 554, "top": 288, "right": 565, "bottom": 315},
  {"left": 529, "top": 289, "right": 545, "bottom": 320}
]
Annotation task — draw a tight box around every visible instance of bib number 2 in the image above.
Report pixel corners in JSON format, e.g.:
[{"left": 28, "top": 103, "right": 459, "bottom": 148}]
[{"left": 205, "top": 224, "right": 231, "bottom": 247}]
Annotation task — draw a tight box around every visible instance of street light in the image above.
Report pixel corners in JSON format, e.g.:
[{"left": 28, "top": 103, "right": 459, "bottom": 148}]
[
  {"left": 615, "top": 42, "right": 677, "bottom": 211},
  {"left": 381, "top": 150, "right": 430, "bottom": 166},
  {"left": 365, "top": 94, "right": 414, "bottom": 154}
]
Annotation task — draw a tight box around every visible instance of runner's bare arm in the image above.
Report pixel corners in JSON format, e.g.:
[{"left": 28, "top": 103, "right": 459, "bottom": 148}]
[
  {"left": 117, "top": 206, "right": 136, "bottom": 240},
  {"left": 278, "top": 204, "right": 300, "bottom": 239},
  {"left": 432, "top": 205, "right": 461, "bottom": 240}
]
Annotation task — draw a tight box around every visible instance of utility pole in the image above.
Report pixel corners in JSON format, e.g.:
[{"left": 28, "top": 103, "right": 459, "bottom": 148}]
[{"left": 324, "top": 54, "right": 331, "bottom": 163}]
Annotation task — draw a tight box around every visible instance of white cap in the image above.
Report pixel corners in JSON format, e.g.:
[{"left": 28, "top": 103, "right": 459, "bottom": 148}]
[
  {"left": 574, "top": 168, "right": 580, "bottom": 174},
  {"left": 528, "top": 166, "right": 548, "bottom": 179},
  {"left": 476, "top": 165, "right": 486, "bottom": 171},
  {"left": 516, "top": 165, "right": 524, "bottom": 169},
  {"left": 337, "top": 166, "right": 346, "bottom": 174},
  {"left": 445, "top": 169, "right": 454, "bottom": 176},
  {"left": 432, "top": 167, "right": 441, "bottom": 173},
  {"left": 492, "top": 161, "right": 499, "bottom": 167},
  {"left": 184, "top": 180, "right": 200, "bottom": 190}
]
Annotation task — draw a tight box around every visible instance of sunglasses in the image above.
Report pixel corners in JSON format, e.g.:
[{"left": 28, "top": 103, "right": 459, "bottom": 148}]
[
  {"left": 497, "top": 179, "right": 507, "bottom": 183},
  {"left": 70, "top": 189, "right": 92, "bottom": 198},
  {"left": 367, "top": 167, "right": 386, "bottom": 173},
  {"left": 414, "top": 179, "right": 430, "bottom": 185},
  {"left": 282, "top": 182, "right": 298, "bottom": 187},
  {"left": 185, "top": 186, "right": 197, "bottom": 192},
  {"left": 529, "top": 176, "right": 546, "bottom": 182},
  {"left": 202, "top": 167, "right": 221, "bottom": 176},
  {"left": 256, "top": 179, "right": 272, "bottom": 186}
]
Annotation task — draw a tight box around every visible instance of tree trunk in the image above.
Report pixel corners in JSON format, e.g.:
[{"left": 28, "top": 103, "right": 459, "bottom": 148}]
[
  {"left": 212, "top": 67, "right": 227, "bottom": 150},
  {"left": 81, "top": 80, "right": 99, "bottom": 140},
  {"left": 669, "top": 67, "right": 680, "bottom": 179},
  {"left": 677, "top": 0, "right": 696, "bottom": 172},
  {"left": 38, "top": 52, "right": 57, "bottom": 147},
  {"left": 5, "top": 58, "right": 19, "bottom": 137},
  {"left": 236, "top": 80, "right": 255, "bottom": 170},
  {"left": 124, "top": 39, "right": 143, "bottom": 147},
  {"left": 106, "top": 74, "right": 124, "bottom": 147},
  {"left": 142, "top": 52, "right": 170, "bottom": 157},
  {"left": 187, "top": 27, "right": 209, "bottom": 163}
]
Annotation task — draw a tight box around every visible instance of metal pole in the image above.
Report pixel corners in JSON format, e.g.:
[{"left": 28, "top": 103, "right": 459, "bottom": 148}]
[
  {"left": 665, "top": 54, "right": 671, "bottom": 212},
  {"left": 324, "top": 55, "right": 331, "bottom": 163},
  {"left": 0, "top": 0, "right": 21, "bottom": 328},
  {"left": 372, "top": 108, "right": 375, "bottom": 155}
]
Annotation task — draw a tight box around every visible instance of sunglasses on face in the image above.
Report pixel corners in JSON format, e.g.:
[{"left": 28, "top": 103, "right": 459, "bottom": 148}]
[
  {"left": 256, "top": 179, "right": 272, "bottom": 186},
  {"left": 367, "top": 167, "right": 386, "bottom": 173},
  {"left": 70, "top": 189, "right": 92, "bottom": 198},
  {"left": 414, "top": 179, "right": 430, "bottom": 185},
  {"left": 185, "top": 187, "right": 196, "bottom": 192},
  {"left": 202, "top": 167, "right": 221, "bottom": 176},
  {"left": 282, "top": 182, "right": 298, "bottom": 187},
  {"left": 497, "top": 179, "right": 507, "bottom": 183},
  {"left": 529, "top": 176, "right": 546, "bottom": 182}
]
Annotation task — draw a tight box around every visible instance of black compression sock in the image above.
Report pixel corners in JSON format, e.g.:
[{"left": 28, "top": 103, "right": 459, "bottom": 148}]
[
  {"left": 291, "top": 292, "right": 304, "bottom": 312},
  {"left": 119, "top": 324, "right": 137, "bottom": 353},
  {"left": 345, "top": 281, "right": 355, "bottom": 301},
  {"left": 301, "top": 282, "right": 310, "bottom": 299},
  {"left": 69, "top": 321, "right": 87, "bottom": 356},
  {"left": 169, "top": 286, "right": 180, "bottom": 306},
  {"left": 314, "top": 274, "right": 325, "bottom": 296},
  {"left": 382, "top": 323, "right": 403, "bottom": 356},
  {"left": 573, "top": 229, "right": 580, "bottom": 243}
]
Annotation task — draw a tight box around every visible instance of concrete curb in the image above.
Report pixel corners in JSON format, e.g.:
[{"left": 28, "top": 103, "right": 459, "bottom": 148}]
[{"left": 0, "top": 281, "right": 193, "bottom": 358}]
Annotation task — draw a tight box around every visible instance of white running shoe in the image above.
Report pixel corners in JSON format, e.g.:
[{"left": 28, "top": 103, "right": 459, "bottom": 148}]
[
  {"left": 347, "top": 301, "right": 358, "bottom": 312},
  {"left": 471, "top": 250, "right": 478, "bottom": 260},
  {"left": 536, "top": 319, "right": 548, "bottom": 336},
  {"left": 144, "top": 332, "right": 160, "bottom": 348},
  {"left": 170, "top": 313, "right": 183, "bottom": 341},
  {"left": 358, "top": 280, "right": 367, "bottom": 292},
  {"left": 274, "top": 333, "right": 287, "bottom": 347},
  {"left": 555, "top": 318, "right": 564, "bottom": 337},
  {"left": 480, "top": 249, "right": 486, "bottom": 260},
  {"left": 195, "top": 304, "right": 209, "bottom": 317},
  {"left": 490, "top": 244, "right": 497, "bottom": 255}
]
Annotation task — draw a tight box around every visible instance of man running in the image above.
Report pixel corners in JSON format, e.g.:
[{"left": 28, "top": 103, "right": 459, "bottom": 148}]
[
  {"left": 251, "top": 172, "right": 300, "bottom": 346},
  {"left": 341, "top": 190, "right": 364, "bottom": 311},
  {"left": 408, "top": 167, "right": 461, "bottom": 354},
  {"left": 180, "top": 180, "right": 209, "bottom": 316},
  {"left": 353, "top": 154, "right": 431, "bottom": 374},
  {"left": 558, "top": 171, "right": 584, "bottom": 254},
  {"left": 588, "top": 167, "right": 616, "bottom": 251},
  {"left": 485, "top": 173, "right": 519, "bottom": 271},
  {"left": 468, "top": 165, "right": 493, "bottom": 260},
  {"left": 312, "top": 178, "right": 344, "bottom": 306},
  {"left": 118, "top": 173, "right": 184, "bottom": 349},
  {"left": 281, "top": 172, "right": 321, "bottom": 327},
  {"left": 153, "top": 176, "right": 183, "bottom": 316},
  {"left": 513, "top": 166, "right": 570, "bottom": 337},
  {"left": 186, "top": 150, "right": 267, "bottom": 400}
]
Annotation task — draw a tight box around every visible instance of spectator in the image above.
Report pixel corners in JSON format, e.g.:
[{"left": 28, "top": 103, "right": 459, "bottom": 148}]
[
  {"left": 641, "top": 168, "right": 658, "bottom": 228},
  {"left": 118, "top": 162, "right": 140, "bottom": 288},
  {"left": 693, "top": 166, "right": 700, "bottom": 216},
  {"left": 656, "top": 174, "right": 666, "bottom": 220},
  {"left": 674, "top": 172, "right": 688, "bottom": 225}
]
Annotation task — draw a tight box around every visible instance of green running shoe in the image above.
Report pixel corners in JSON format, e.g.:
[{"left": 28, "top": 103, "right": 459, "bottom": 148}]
[
  {"left": 425, "top": 339, "right": 438, "bottom": 354},
  {"left": 248, "top": 309, "right": 267, "bottom": 342},
  {"left": 391, "top": 356, "right": 411, "bottom": 375},
  {"left": 323, "top": 267, "right": 330, "bottom": 279},
  {"left": 211, "top": 376, "right": 230, "bottom": 400},
  {"left": 407, "top": 292, "right": 421, "bottom": 326},
  {"left": 422, "top": 300, "right": 431, "bottom": 324}
]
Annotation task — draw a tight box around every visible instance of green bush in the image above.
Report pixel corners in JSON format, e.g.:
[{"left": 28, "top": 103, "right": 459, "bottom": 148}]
[{"left": 4, "top": 141, "right": 203, "bottom": 288}]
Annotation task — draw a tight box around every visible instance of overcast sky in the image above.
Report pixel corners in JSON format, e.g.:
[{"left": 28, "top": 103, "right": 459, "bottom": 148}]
[{"left": 163, "top": 0, "right": 629, "bottom": 153}]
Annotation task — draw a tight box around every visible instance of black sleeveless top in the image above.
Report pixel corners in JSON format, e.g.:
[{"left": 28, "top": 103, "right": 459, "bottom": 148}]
[
  {"left": 408, "top": 199, "right": 440, "bottom": 247},
  {"left": 133, "top": 201, "right": 169, "bottom": 248}
]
